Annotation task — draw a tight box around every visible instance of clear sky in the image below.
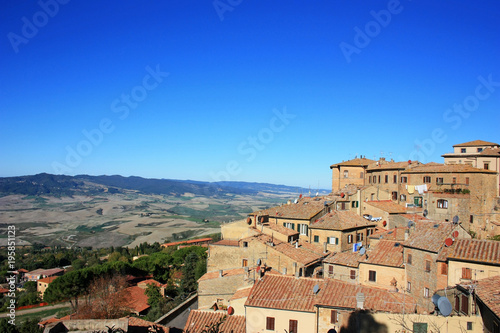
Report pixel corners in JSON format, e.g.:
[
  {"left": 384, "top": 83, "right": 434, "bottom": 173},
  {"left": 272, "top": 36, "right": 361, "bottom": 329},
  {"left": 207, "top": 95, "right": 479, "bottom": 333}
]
[{"left": 1, "top": 1, "right": 499, "bottom": 189}]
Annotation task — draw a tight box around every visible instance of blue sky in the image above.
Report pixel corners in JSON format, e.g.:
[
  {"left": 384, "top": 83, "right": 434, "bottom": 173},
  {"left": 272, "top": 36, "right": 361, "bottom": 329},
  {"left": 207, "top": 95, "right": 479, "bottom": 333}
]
[{"left": 1, "top": 1, "right": 499, "bottom": 189}]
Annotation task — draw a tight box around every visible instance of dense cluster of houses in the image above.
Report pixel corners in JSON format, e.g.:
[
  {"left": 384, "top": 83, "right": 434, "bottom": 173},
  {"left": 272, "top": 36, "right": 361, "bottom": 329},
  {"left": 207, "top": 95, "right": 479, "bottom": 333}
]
[{"left": 189, "top": 140, "right": 500, "bottom": 333}]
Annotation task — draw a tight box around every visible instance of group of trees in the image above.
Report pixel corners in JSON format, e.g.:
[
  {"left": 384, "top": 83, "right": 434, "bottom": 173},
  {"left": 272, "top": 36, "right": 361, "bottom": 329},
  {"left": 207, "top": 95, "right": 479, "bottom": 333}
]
[{"left": 42, "top": 245, "right": 207, "bottom": 319}]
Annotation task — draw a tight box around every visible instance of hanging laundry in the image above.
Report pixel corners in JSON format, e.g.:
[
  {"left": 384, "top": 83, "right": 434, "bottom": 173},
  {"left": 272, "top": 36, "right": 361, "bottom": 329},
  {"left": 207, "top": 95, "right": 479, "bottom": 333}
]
[{"left": 407, "top": 185, "right": 415, "bottom": 194}]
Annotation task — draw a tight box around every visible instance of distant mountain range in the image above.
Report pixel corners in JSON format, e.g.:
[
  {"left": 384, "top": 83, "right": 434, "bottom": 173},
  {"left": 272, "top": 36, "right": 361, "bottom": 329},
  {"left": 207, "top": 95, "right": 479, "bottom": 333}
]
[{"left": 0, "top": 173, "right": 330, "bottom": 197}]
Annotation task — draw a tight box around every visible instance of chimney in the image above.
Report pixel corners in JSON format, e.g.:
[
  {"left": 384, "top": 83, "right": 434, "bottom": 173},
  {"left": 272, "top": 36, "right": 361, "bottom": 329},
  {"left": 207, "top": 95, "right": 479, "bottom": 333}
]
[
  {"left": 356, "top": 293, "right": 365, "bottom": 309},
  {"left": 219, "top": 270, "right": 223, "bottom": 278}
]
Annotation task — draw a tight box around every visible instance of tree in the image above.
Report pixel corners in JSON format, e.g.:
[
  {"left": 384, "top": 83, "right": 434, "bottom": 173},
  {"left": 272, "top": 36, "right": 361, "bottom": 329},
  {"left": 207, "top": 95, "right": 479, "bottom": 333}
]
[
  {"left": 181, "top": 252, "right": 199, "bottom": 295},
  {"left": 44, "top": 268, "right": 94, "bottom": 312},
  {"left": 77, "top": 274, "right": 130, "bottom": 319}
]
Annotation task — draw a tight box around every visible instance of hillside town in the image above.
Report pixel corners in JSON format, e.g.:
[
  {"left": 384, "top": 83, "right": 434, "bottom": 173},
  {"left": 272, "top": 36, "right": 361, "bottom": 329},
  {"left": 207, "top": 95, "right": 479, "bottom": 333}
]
[
  {"left": 3, "top": 140, "right": 500, "bottom": 333},
  {"left": 191, "top": 139, "right": 500, "bottom": 332}
]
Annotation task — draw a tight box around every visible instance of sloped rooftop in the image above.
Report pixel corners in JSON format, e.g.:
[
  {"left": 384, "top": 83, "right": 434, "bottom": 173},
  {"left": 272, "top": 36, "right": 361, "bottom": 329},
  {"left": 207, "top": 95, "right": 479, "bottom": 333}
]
[{"left": 310, "top": 210, "right": 376, "bottom": 230}]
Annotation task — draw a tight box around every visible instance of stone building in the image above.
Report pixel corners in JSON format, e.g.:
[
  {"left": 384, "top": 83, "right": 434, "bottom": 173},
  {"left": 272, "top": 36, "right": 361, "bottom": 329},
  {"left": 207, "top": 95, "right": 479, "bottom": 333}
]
[
  {"left": 442, "top": 139, "right": 500, "bottom": 193},
  {"left": 308, "top": 210, "right": 376, "bottom": 253},
  {"left": 330, "top": 157, "right": 375, "bottom": 192},
  {"left": 402, "top": 221, "right": 470, "bottom": 312}
]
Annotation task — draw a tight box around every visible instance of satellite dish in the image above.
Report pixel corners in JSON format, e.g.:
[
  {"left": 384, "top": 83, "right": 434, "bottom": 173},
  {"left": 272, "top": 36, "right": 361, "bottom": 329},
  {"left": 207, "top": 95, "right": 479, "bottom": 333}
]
[
  {"left": 407, "top": 220, "right": 415, "bottom": 228},
  {"left": 227, "top": 306, "right": 234, "bottom": 315},
  {"left": 257, "top": 259, "right": 261, "bottom": 266},
  {"left": 423, "top": 209, "right": 428, "bottom": 217},
  {"left": 453, "top": 216, "right": 459, "bottom": 224},
  {"left": 432, "top": 294, "right": 441, "bottom": 306},
  {"left": 313, "top": 284, "right": 320, "bottom": 294},
  {"left": 437, "top": 297, "right": 452, "bottom": 317},
  {"left": 359, "top": 247, "right": 366, "bottom": 255},
  {"left": 444, "top": 238, "right": 454, "bottom": 247},
  {"left": 452, "top": 230, "right": 459, "bottom": 238}
]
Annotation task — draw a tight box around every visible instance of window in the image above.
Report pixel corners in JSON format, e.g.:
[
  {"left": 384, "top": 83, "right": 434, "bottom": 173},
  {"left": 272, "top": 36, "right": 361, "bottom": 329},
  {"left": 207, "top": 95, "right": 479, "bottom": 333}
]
[
  {"left": 392, "top": 191, "right": 398, "bottom": 200},
  {"left": 351, "top": 201, "right": 359, "bottom": 208},
  {"left": 441, "top": 263, "right": 448, "bottom": 275},
  {"left": 401, "top": 176, "right": 408, "bottom": 183},
  {"left": 393, "top": 174, "right": 397, "bottom": 183},
  {"left": 314, "top": 235, "right": 319, "bottom": 243},
  {"left": 242, "top": 259, "right": 248, "bottom": 267},
  {"left": 289, "top": 319, "right": 298, "bottom": 333},
  {"left": 299, "top": 224, "right": 308, "bottom": 236},
  {"left": 400, "top": 194, "right": 406, "bottom": 201},
  {"left": 470, "top": 215, "right": 474, "bottom": 224},
  {"left": 331, "top": 310, "right": 338, "bottom": 324},
  {"left": 465, "top": 177, "right": 469, "bottom": 185},
  {"left": 461, "top": 294, "right": 469, "bottom": 314},
  {"left": 407, "top": 253, "right": 412, "bottom": 265},
  {"left": 378, "top": 175, "right": 381, "bottom": 183},
  {"left": 467, "top": 322, "right": 473, "bottom": 330},
  {"left": 436, "top": 177, "right": 443, "bottom": 184},
  {"left": 462, "top": 267, "right": 472, "bottom": 280},
  {"left": 347, "top": 234, "right": 353, "bottom": 244},
  {"left": 356, "top": 233, "right": 363, "bottom": 242},
  {"left": 370, "top": 193, "right": 375, "bottom": 201},
  {"left": 484, "top": 163, "right": 490, "bottom": 170},
  {"left": 423, "top": 176, "right": 431, "bottom": 183},
  {"left": 455, "top": 295, "right": 460, "bottom": 312},
  {"left": 344, "top": 170, "right": 349, "bottom": 178},
  {"left": 372, "top": 176, "right": 376, "bottom": 184},
  {"left": 437, "top": 199, "right": 448, "bottom": 209},
  {"left": 338, "top": 202, "right": 348, "bottom": 210},
  {"left": 424, "top": 287, "right": 430, "bottom": 298},
  {"left": 329, "top": 265, "right": 333, "bottom": 275},
  {"left": 407, "top": 281, "right": 411, "bottom": 292},
  {"left": 453, "top": 177, "right": 457, "bottom": 184},
  {"left": 477, "top": 148, "right": 483, "bottom": 152},
  {"left": 413, "top": 323, "right": 428, "bottom": 333},
  {"left": 328, "top": 237, "right": 338, "bottom": 245},
  {"left": 360, "top": 172, "right": 364, "bottom": 179},
  {"left": 384, "top": 175, "right": 388, "bottom": 183},
  {"left": 243, "top": 241, "right": 248, "bottom": 247},
  {"left": 350, "top": 270, "right": 356, "bottom": 280},
  {"left": 425, "top": 260, "right": 431, "bottom": 272},
  {"left": 461, "top": 148, "right": 466, "bottom": 153},
  {"left": 369, "top": 176, "right": 372, "bottom": 184},
  {"left": 285, "top": 222, "right": 295, "bottom": 230},
  {"left": 266, "top": 317, "right": 275, "bottom": 330},
  {"left": 368, "top": 270, "right": 376, "bottom": 282}
]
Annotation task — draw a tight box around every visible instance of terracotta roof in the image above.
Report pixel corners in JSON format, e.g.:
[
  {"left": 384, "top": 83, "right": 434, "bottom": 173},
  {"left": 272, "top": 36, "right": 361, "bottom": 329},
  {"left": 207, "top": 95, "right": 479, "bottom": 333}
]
[
  {"left": 448, "top": 239, "right": 500, "bottom": 264},
  {"left": 330, "top": 157, "right": 376, "bottom": 168},
  {"left": 198, "top": 268, "right": 247, "bottom": 282},
  {"left": 399, "top": 214, "right": 429, "bottom": 222},
  {"left": 26, "top": 267, "right": 64, "bottom": 277},
  {"left": 254, "top": 197, "right": 327, "bottom": 220},
  {"left": 474, "top": 276, "right": 500, "bottom": 318},
  {"left": 212, "top": 240, "right": 239, "bottom": 247},
  {"left": 184, "top": 310, "right": 245, "bottom": 333},
  {"left": 264, "top": 223, "right": 299, "bottom": 236},
  {"left": 366, "top": 161, "right": 421, "bottom": 171},
  {"left": 310, "top": 210, "right": 376, "bottom": 230},
  {"left": 161, "top": 237, "right": 212, "bottom": 248},
  {"left": 123, "top": 286, "right": 150, "bottom": 313},
  {"left": 479, "top": 147, "right": 500, "bottom": 157},
  {"left": 364, "top": 240, "right": 403, "bottom": 267},
  {"left": 137, "top": 279, "right": 162, "bottom": 287},
  {"left": 38, "top": 276, "right": 58, "bottom": 284},
  {"left": 324, "top": 251, "right": 364, "bottom": 267},
  {"left": 369, "top": 227, "right": 407, "bottom": 242},
  {"left": 0, "top": 288, "right": 9, "bottom": 293},
  {"left": 401, "top": 163, "right": 496, "bottom": 174},
  {"left": 127, "top": 316, "right": 170, "bottom": 333},
  {"left": 241, "top": 234, "right": 325, "bottom": 266},
  {"left": 365, "top": 201, "right": 407, "bottom": 214},
  {"left": 229, "top": 287, "right": 252, "bottom": 301},
  {"left": 18, "top": 269, "right": 28, "bottom": 273},
  {"left": 403, "top": 222, "right": 456, "bottom": 253},
  {"left": 453, "top": 140, "right": 500, "bottom": 147},
  {"left": 245, "top": 275, "right": 420, "bottom": 314}
]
